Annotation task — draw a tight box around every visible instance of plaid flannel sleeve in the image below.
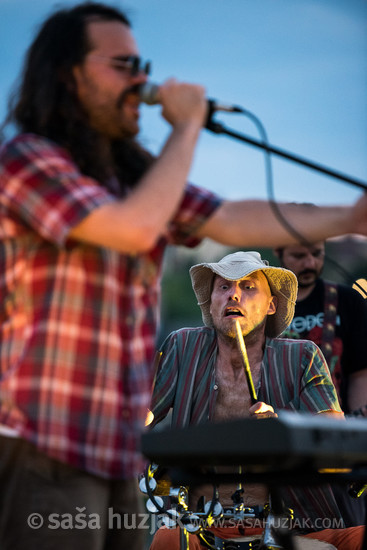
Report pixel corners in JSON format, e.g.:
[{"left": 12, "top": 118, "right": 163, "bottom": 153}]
[
  {"left": 0, "top": 134, "right": 115, "bottom": 246},
  {"left": 167, "top": 183, "right": 223, "bottom": 246}
]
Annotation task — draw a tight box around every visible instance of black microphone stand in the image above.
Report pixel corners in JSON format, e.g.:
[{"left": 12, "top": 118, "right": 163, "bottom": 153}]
[{"left": 205, "top": 109, "right": 367, "bottom": 191}]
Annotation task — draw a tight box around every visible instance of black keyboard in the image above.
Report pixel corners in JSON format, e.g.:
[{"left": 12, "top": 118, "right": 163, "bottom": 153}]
[{"left": 141, "top": 411, "right": 367, "bottom": 471}]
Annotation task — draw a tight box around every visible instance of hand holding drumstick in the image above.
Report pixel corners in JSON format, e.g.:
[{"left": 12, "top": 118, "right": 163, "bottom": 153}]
[{"left": 235, "top": 319, "right": 277, "bottom": 418}]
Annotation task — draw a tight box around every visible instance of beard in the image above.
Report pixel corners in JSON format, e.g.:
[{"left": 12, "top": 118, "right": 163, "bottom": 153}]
[
  {"left": 297, "top": 269, "right": 319, "bottom": 288},
  {"left": 214, "top": 316, "right": 268, "bottom": 345}
]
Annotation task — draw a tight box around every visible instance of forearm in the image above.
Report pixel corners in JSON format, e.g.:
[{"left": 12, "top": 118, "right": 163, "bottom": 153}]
[
  {"left": 126, "top": 121, "right": 202, "bottom": 235},
  {"left": 317, "top": 410, "right": 345, "bottom": 419},
  {"left": 69, "top": 122, "right": 202, "bottom": 252},
  {"left": 132, "top": 77, "right": 206, "bottom": 239},
  {"left": 197, "top": 199, "right": 355, "bottom": 247},
  {"left": 70, "top": 80, "right": 208, "bottom": 253}
]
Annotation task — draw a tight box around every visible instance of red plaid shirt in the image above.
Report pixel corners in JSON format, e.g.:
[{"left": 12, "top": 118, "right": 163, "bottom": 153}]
[{"left": 0, "top": 133, "right": 222, "bottom": 479}]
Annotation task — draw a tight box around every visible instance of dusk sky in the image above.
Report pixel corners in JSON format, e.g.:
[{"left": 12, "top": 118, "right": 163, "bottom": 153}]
[{"left": 1, "top": 0, "right": 366, "bottom": 208}]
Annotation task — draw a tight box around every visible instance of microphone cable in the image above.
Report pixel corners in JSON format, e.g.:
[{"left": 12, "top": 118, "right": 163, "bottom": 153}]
[{"left": 237, "top": 107, "right": 367, "bottom": 298}]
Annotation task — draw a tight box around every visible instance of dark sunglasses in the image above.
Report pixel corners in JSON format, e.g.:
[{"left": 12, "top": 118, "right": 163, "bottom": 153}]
[{"left": 89, "top": 55, "right": 151, "bottom": 76}]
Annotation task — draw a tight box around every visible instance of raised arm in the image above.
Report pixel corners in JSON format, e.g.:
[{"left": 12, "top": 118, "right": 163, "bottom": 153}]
[
  {"left": 196, "top": 195, "right": 367, "bottom": 247},
  {"left": 69, "top": 79, "right": 207, "bottom": 253}
]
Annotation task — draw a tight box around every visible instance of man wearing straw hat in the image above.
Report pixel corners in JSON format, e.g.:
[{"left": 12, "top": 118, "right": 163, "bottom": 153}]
[{"left": 148, "top": 251, "right": 364, "bottom": 550}]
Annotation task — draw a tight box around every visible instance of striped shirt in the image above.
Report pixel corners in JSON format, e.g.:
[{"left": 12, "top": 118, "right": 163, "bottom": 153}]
[
  {"left": 151, "top": 327, "right": 344, "bottom": 529},
  {"left": 0, "top": 133, "right": 222, "bottom": 479}
]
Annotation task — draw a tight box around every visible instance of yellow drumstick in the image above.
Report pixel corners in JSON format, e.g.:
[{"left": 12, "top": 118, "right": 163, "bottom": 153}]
[{"left": 235, "top": 319, "right": 258, "bottom": 405}]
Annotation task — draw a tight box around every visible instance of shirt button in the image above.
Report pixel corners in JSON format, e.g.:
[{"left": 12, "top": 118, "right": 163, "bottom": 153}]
[{"left": 213, "top": 384, "right": 218, "bottom": 390}]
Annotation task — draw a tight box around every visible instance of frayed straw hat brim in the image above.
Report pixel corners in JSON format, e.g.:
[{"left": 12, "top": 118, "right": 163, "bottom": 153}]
[{"left": 189, "top": 251, "right": 297, "bottom": 338}]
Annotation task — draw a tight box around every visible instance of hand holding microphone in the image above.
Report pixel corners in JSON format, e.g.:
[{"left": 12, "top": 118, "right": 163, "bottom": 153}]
[
  {"left": 139, "top": 79, "right": 244, "bottom": 128},
  {"left": 140, "top": 78, "right": 208, "bottom": 129}
]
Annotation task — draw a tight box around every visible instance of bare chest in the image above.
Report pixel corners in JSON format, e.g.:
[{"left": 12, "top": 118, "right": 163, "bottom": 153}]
[{"left": 212, "top": 358, "right": 262, "bottom": 422}]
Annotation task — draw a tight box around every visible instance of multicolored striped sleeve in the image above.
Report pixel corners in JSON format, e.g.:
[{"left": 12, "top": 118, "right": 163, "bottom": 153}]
[
  {"left": 150, "top": 333, "right": 180, "bottom": 426},
  {"left": 296, "top": 340, "right": 343, "bottom": 414},
  {"left": 261, "top": 338, "right": 343, "bottom": 415}
]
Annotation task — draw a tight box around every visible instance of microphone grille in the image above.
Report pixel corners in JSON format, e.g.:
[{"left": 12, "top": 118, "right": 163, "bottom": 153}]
[{"left": 140, "top": 82, "right": 160, "bottom": 105}]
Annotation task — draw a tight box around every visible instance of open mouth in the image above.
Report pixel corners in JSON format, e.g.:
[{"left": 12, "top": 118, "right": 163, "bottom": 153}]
[
  {"left": 117, "top": 87, "right": 140, "bottom": 110},
  {"left": 224, "top": 308, "right": 244, "bottom": 318},
  {"left": 124, "top": 94, "right": 140, "bottom": 110}
]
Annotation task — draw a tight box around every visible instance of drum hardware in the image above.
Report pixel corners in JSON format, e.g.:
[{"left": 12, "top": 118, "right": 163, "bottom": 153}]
[
  {"left": 142, "top": 415, "right": 367, "bottom": 550},
  {"left": 261, "top": 494, "right": 294, "bottom": 550},
  {"left": 139, "top": 474, "right": 157, "bottom": 494},
  {"left": 140, "top": 462, "right": 264, "bottom": 524},
  {"left": 161, "top": 508, "right": 180, "bottom": 528},
  {"left": 140, "top": 463, "right": 172, "bottom": 518},
  {"left": 139, "top": 462, "right": 297, "bottom": 550},
  {"left": 146, "top": 496, "right": 164, "bottom": 514},
  {"left": 231, "top": 487, "right": 244, "bottom": 505},
  {"left": 141, "top": 462, "right": 209, "bottom": 540},
  {"left": 204, "top": 500, "right": 223, "bottom": 518},
  {"left": 262, "top": 510, "right": 294, "bottom": 550}
]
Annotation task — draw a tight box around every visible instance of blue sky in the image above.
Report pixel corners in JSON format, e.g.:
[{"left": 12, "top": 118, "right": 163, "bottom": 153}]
[{"left": 1, "top": 0, "right": 366, "bottom": 206}]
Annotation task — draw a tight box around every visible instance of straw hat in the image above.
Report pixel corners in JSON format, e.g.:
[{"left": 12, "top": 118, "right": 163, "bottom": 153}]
[{"left": 189, "top": 251, "right": 298, "bottom": 337}]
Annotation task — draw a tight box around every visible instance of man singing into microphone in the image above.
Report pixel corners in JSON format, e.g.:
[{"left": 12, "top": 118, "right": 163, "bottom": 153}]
[{"left": 0, "top": 2, "right": 366, "bottom": 549}]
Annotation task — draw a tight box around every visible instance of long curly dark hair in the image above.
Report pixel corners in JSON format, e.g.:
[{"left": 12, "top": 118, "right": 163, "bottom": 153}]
[{"left": 5, "top": 2, "right": 153, "bottom": 188}]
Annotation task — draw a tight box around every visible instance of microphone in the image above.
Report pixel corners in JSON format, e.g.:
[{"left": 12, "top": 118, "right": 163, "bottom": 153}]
[{"left": 139, "top": 82, "right": 244, "bottom": 114}]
